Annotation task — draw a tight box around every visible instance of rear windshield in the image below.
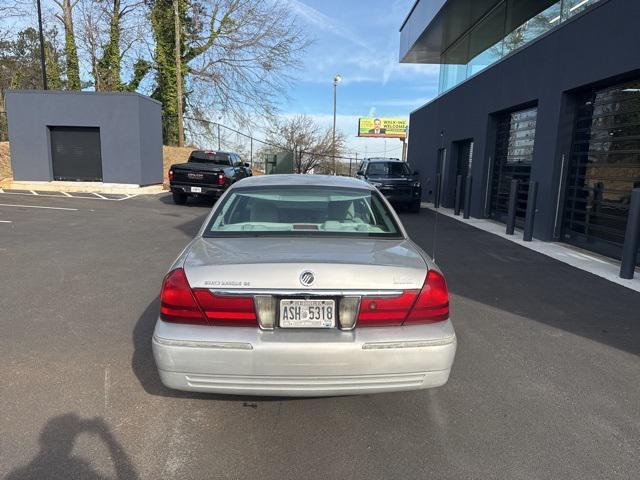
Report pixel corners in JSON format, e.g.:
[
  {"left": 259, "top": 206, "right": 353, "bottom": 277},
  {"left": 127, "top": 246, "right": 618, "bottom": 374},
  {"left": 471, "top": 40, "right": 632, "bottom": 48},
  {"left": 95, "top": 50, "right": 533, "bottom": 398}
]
[
  {"left": 203, "top": 186, "right": 402, "bottom": 238},
  {"left": 367, "top": 162, "right": 411, "bottom": 176},
  {"left": 188, "top": 151, "right": 232, "bottom": 166}
]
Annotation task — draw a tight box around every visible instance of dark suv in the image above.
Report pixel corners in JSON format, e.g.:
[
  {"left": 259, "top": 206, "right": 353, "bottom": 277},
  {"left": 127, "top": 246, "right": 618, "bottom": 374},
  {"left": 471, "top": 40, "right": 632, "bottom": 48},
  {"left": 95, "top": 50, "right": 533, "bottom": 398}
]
[{"left": 355, "top": 158, "right": 422, "bottom": 212}]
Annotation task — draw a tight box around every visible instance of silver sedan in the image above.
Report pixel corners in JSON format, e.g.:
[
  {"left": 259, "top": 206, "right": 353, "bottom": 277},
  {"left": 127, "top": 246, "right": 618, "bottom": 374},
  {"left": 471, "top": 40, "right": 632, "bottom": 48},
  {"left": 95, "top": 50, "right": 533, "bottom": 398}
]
[{"left": 153, "top": 174, "right": 456, "bottom": 396}]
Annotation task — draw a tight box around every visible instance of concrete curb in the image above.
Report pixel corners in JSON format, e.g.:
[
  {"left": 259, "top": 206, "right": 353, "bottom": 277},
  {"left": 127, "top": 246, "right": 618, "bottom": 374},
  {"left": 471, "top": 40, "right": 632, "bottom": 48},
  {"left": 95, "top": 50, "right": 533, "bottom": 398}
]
[{"left": 0, "top": 180, "right": 164, "bottom": 195}]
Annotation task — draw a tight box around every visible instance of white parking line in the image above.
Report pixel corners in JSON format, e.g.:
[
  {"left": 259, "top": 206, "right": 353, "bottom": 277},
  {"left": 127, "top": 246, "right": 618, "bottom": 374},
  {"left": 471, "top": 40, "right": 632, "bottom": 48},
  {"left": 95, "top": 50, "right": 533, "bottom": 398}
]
[
  {"left": 0, "top": 203, "right": 78, "bottom": 211},
  {"left": 0, "top": 220, "right": 12, "bottom": 223},
  {"left": 30, "top": 190, "right": 39, "bottom": 195},
  {"left": 0, "top": 190, "right": 140, "bottom": 201}
]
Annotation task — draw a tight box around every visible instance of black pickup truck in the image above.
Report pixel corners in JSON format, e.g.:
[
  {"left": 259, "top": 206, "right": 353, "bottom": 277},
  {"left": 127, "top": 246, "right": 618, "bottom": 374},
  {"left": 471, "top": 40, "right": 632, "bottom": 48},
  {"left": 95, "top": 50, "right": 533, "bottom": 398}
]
[{"left": 168, "top": 150, "right": 252, "bottom": 205}]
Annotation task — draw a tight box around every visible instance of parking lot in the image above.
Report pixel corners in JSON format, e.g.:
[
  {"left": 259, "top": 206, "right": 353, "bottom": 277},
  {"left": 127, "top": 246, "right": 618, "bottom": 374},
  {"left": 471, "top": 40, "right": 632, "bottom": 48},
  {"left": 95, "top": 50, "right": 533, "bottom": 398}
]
[{"left": 1, "top": 192, "right": 639, "bottom": 480}]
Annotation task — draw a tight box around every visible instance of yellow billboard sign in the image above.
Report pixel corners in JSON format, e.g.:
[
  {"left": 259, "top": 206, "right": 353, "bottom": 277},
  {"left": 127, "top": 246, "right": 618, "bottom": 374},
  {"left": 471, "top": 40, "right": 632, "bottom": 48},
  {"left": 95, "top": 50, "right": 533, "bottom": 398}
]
[{"left": 358, "top": 118, "right": 407, "bottom": 139}]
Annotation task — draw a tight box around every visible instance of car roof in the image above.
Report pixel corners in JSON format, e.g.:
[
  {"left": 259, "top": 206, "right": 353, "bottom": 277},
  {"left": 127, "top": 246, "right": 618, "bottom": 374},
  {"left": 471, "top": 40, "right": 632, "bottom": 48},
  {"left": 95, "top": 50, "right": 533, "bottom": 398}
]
[
  {"left": 191, "top": 150, "right": 237, "bottom": 155},
  {"left": 233, "top": 174, "right": 375, "bottom": 190},
  {"left": 366, "top": 158, "right": 402, "bottom": 163}
]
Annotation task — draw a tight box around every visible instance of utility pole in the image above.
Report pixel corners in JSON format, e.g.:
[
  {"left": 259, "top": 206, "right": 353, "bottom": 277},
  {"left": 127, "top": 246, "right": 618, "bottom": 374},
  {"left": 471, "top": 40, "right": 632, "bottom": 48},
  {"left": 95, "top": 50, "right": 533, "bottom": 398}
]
[
  {"left": 36, "top": 0, "right": 48, "bottom": 90},
  {"left": 332, "top": 74, "right": 342, "bottom": 175},
  {"left": 173, "top": 0, "right": 184, "bottom": 147}
]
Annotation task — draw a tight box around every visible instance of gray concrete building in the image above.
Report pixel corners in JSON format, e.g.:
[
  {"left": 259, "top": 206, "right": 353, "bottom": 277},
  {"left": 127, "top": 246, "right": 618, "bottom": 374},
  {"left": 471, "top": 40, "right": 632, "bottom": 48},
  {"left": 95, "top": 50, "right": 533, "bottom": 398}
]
[
  {"left": 5, "top": 90, "right": 163, "bottom": 185},
  {"left": 401, "top": 0, "right": 640, "bottom": 265}
]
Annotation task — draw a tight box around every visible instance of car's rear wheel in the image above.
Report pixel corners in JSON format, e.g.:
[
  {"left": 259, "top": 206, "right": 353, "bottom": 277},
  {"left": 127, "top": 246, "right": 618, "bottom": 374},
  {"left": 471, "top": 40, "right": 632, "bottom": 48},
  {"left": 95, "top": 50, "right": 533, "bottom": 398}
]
[
  {"left": 172, "top": 192, "right": 188, "bottom": 205},
  {"left": 409, "top": 200, "right": 421, "bottom": 213}
]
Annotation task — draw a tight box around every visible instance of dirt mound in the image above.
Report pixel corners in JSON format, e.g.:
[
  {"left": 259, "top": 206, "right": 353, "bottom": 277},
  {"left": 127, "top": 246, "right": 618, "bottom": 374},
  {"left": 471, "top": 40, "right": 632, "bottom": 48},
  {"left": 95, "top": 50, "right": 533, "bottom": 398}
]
[
  {"left": 163, "top": 145, "right": 195, "bottom": 189},
  {"left": 0, "top": 142, "right": 11, "bottom": 181}
]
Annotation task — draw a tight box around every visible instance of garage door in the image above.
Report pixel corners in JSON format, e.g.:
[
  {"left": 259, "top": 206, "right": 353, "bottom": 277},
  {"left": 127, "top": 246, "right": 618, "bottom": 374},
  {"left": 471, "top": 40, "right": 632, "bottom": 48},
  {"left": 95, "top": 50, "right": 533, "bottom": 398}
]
[
  {"left": 489, "top": 107, "right": 538, "bottom": 224},
  {"left": 50, "top": 126, "right": 102, "bottom": 182},
  {"left": 562, "top": 79, "right": 640, "bottom": 263}
]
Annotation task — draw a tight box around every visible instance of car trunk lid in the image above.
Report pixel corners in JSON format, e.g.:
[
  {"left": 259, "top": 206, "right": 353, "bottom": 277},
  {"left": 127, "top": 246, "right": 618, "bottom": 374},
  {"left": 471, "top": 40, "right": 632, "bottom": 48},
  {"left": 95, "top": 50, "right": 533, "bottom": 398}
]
[{"left": 183, "top": 237, "right": 427, "bottom": 290}]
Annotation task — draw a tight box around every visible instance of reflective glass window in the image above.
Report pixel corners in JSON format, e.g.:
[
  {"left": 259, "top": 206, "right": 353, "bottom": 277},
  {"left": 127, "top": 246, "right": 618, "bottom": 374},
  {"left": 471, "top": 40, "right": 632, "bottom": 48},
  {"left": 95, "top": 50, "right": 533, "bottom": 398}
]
[{"left": 563, "top": 0, "right": 599, "bottom": 19}]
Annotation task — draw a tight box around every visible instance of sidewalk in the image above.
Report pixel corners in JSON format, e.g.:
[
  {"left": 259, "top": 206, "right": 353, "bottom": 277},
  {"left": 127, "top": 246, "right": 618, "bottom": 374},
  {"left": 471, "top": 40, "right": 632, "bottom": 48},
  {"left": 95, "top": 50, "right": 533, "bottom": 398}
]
[{"left": 420, "top": 205, "right": 640, "bottom": 293}]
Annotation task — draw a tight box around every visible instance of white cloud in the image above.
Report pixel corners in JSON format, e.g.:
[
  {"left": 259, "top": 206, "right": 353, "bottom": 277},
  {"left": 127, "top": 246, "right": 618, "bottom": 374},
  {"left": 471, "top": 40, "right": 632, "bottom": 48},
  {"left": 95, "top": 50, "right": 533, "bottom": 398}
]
[
  {"left": 287, "top": 0, "right": 441, "bottom": 86},
  {"left": 287, "top": 0, "right": 372, "bottom": 51},
  {"left": 368, "top": 97, "right": 432, "bottom": 108}
]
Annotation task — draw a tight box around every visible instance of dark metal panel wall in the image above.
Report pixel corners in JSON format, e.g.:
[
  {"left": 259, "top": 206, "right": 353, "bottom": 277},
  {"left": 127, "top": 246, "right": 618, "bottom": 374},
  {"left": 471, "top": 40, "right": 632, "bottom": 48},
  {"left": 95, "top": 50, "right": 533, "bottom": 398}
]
[{"left": 406, "top": 0, "right": 638, "bottom": 242}]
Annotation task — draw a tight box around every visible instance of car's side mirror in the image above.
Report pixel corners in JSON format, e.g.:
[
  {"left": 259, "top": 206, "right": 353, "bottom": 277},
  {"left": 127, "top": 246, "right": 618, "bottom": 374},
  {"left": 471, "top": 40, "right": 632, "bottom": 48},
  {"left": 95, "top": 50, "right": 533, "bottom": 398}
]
[
  {"left": 244, "top": 163, "right": 251, "bottom": 168},
  {"left": 356, "top": 170, "right": 364, "bottom": 176}
]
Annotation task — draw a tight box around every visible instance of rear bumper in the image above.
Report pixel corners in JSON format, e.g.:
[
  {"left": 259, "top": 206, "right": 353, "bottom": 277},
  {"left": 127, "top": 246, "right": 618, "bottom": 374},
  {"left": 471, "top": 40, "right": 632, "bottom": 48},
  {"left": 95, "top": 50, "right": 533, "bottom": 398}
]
[
  {"left": 152, "top": 319, "right": 457, "bottom": 396},
  {"left": 379, "top": 189, "right": 421, "bottom": 204},
  {"left": 170, "top": 183, "right": 225, "bottom": 196}
]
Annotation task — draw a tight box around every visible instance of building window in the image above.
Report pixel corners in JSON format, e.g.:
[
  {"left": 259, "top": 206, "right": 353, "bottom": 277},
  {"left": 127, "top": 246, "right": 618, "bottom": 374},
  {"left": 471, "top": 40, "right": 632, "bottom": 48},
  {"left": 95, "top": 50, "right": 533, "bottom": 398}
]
[
  {"left": 504, "top": 2, "right": 562, "bottom": 55},
  {"left": 438, "top": 0, "right": 602, "bottom": 94},
  {"left": 563, "top": 0, "right": 599, "bottom": 19}
]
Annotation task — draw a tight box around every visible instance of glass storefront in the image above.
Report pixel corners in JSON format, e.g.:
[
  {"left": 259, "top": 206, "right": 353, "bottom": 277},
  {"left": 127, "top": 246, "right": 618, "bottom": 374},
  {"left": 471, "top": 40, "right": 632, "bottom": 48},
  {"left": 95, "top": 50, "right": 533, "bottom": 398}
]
[
  {"left": 438, "top": 0, "right": 601, "bottom": 94},
  {"left": 562, "top": 79, "right": 640, "bottom": 263},
  {"left": 490, "top": 107, "right": 538, "bottom": 223}
]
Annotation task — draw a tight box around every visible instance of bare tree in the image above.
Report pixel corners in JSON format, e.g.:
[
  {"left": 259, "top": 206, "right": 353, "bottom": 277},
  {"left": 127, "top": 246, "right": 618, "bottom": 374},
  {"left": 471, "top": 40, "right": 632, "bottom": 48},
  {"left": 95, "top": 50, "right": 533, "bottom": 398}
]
[
  {"left": 265, "top": 115, "right": 347, "bottom": 174},
  {"left": 149, "top": 0, "right": 311, "bottom": 145},
  {"left": 52, "top": 0, "right": 82, "bottom": 89},
  {"left": 76, "top": 0, "right": 150, "bottom": 91}
]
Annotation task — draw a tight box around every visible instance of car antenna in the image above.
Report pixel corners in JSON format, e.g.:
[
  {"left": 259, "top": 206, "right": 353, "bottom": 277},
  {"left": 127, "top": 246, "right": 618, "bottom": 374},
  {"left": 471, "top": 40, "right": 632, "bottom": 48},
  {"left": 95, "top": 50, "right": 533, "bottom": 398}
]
[{"left": 431, "top": 130, "right": 445, "bottom": 262}]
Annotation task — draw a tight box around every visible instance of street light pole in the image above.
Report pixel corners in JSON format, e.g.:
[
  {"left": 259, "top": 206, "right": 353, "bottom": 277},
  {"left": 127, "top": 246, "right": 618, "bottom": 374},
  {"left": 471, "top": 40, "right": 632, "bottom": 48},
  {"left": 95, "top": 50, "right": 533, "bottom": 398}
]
[
  {"left": 332, "top": 74, "right": 342, "bottom": 175},
  {"left": 36, "top": 0, "right": 48, "bottom": 90}
]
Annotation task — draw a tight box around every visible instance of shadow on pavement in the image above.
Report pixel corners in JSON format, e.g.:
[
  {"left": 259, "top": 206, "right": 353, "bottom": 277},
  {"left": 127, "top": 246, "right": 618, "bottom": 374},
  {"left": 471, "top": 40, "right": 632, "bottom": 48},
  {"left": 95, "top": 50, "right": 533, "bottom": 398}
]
[
  {"left": 158, "top": 192, "right": 218, "bottom": 208},
  {"left": 155, "top": 193, "right": 214, "bottom": 238},
  {"left": 173, "top": 214, "right": 209, "bottom": 238},
  {"left": 401, "top": 210, "right": 640, "bottom": 355},
  {"left": 4, "top": 414, "right": 138, "bottom": 480},
  {"left": 131, "top": 297, "right": 298, "bottom": 403}
]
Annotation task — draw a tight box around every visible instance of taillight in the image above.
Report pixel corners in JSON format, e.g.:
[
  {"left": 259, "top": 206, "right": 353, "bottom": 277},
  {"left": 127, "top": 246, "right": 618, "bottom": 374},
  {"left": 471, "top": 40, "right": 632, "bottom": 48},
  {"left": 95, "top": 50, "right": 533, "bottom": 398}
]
[
  {"left": 159, "top": 268, "right": 258, "bottom": 326},
  {"left": 357, "top": 291, "right": 419, "bottom": 326},
  {"left": 168, "top": 169, "right": 174, "bottom": 181},
  {"left": 217, "top": 173, "right": 225, "bottom": 186},
  {"left": 405, "top": 270, "right": 449, "bottom": 324},
  {"left": 193, "top": 290, "right": 257, "bottom": 326},
  {"left": 160, "top": 268, "right": 207, "bottom": 325},
  {"left": 357, "top": 270, "right": 449, "bottom": 327}
]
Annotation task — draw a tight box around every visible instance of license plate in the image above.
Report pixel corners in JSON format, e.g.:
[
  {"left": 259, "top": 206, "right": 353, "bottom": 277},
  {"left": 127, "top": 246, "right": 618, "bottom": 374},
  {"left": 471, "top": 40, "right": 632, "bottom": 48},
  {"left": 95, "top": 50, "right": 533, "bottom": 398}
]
[
  {"left": 190, "top": 186, "right": 202, "bottom": 193},
  {"left": 279, "top": 299, "right": 335, "bottom": 328}
]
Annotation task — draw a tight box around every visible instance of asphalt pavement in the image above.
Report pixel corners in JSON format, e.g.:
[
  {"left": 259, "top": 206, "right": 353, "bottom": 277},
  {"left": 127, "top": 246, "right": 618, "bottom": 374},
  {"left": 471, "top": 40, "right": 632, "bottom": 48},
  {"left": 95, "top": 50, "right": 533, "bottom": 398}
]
[{"left": 1, "top": 192, "right": 638, "bottom": 480}]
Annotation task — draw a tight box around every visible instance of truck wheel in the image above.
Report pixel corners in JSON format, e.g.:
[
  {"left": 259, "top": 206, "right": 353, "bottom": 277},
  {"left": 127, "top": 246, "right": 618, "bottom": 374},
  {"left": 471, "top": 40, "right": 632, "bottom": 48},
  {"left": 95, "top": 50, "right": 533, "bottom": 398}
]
[
  {"left": 172, "top": 192, "right": 188, "bottom": 205},
  {"left": 409, "top": 200, "right": 421, "bottom": 213}
]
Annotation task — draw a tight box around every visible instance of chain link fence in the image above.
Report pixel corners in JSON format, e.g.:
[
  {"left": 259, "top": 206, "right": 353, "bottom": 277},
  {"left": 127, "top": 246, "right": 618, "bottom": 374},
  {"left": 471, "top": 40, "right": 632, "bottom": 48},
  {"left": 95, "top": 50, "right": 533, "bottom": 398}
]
[{"left": 169, "top": 115, "right": 362, "bottom": 177}]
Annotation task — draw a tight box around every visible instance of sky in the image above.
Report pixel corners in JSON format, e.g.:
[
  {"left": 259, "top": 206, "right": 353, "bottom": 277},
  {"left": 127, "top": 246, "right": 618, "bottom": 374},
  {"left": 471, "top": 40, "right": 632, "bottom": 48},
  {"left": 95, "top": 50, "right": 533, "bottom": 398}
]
[
  {"left": 281, "top": 0, "right": 441, "bottom": 159},
  {"left": 3, "top": 0, "right": 441, "bottom": 159}
]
